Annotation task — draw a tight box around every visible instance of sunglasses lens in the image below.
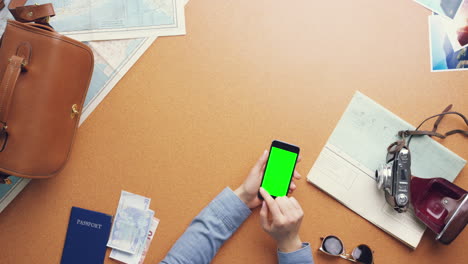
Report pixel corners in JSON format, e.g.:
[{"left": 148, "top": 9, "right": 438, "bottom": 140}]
[
  {"left": 321, "top": 236, "right": 344, "bottom": 256},
  {"left": 352, "top": 244, "right": 373, "bottom": 264}
]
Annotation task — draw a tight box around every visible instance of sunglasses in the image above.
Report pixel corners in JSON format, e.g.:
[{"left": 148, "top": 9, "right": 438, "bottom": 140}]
[{"left": 318, "top": 235, "right": 373, "bottom": 264}]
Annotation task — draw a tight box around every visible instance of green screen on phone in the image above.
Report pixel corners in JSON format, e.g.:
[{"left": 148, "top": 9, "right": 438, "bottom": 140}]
[{"left": 261, "top": 146, "right": 298, "bottom": 197}]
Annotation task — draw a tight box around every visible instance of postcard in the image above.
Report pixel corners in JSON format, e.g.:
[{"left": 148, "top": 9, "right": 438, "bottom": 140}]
[
  {"left": 439, "top": 1, "right": 468, "bottom": 51},
  {"left": 429, "top": 15, "right": 468, "bottom": 71},
  {"left": 415, "top": 0, "right": 464, "bottom": 19}
]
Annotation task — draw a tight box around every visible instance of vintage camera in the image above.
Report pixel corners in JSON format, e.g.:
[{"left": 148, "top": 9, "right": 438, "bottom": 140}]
[
  {"left": 374, "top": 105, "right": 468, "bottom": 244},
  {"left": 375, "top": 144, "right": 411, "bottom": 213}
]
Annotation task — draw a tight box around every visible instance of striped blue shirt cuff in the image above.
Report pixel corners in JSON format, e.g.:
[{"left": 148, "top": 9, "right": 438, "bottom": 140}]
[
  {"left": 277, "top": 243, "right": 314, "bottom": 264},
  {"left": 208, "top": 187, "right": 252, "bottom": 231}
]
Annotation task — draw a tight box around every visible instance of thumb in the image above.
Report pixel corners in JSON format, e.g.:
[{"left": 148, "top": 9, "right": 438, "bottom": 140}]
[
  {"left": 254, "top": 150, "right": 269, "bottom": 173},
  {"left": 260, "top": 201, "right": 271, "bottom": 231}
]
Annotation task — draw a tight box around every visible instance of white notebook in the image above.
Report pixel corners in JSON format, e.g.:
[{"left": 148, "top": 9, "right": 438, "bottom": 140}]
[{"left": 307, "top": 91, "right": 466, "bottom": 249}]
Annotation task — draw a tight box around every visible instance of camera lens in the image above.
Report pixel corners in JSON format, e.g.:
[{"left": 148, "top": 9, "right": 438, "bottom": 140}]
[{"left": 375, "top": 164, "right": 389, "bottom": 190}]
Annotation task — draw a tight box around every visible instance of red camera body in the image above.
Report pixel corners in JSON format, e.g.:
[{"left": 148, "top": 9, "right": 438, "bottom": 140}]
[{"left": 411, "top": 176, "right": 468, "bottom": 244}]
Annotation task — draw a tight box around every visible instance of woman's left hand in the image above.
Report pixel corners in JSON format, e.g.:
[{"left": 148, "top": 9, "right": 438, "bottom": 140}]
[{"left": 234, "top": 150, "right": 302, "bottom": 209}]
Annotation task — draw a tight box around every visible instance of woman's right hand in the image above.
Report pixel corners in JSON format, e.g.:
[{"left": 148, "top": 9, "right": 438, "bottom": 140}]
[{"left": 259, "top": 187, "right": 304, "bottom": 253}]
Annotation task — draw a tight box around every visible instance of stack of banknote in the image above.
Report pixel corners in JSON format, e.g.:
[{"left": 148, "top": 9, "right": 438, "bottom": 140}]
[{"left": 107, "top": 191, "right": 160, "bottom": 264}]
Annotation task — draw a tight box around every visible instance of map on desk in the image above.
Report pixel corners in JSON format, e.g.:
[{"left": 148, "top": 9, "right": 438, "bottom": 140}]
[
  {"left": 81, "top": 37, "right": 158, "bottom": 125},
  {"left": 0, "top": 0, "right": 186, "bottom": 41}
]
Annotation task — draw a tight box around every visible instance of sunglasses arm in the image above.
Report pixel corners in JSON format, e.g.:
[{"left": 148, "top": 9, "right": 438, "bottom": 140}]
[{"left": 340, "top": 254, "right": 357, "bottom": 262}]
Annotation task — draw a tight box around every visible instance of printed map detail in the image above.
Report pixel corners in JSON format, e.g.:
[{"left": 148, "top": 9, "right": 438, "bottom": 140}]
[
  {"left": 0, "top": 0, "right": 185, "bottom": 41},
  {"left": 81, "top": 37, "right": 157, "bottom": 122}
]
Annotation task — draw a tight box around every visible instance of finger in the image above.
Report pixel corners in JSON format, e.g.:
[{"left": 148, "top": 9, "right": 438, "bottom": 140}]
[
  {"left": 259, "top": 201, "right": 271, "bottom": 231},
  {"left": 284, "top": 197, "right": 301, "bottom": 219},
  {"left": 289, "top": 197, "right": 303, "bottom": 211},
  {"left": 293, "top": 170, "right": 302, "bottom": 180},
  {"left": 289, "top": 197, "right": 304, "bottom": 220},
  {"left": 297, "top": 155, "right": 302, "bottom": 163},
  {"left": 259, "top": 188, "right": 283, "bottom": 218},
  {"left": 276, "top": 196, "right": 295, "bottom": 215},
  {"left": 253, "top": 150, "right": 269, "bottom": 173},
  {"left": 288, "top": 184, "right": 295, "bottom": 194},
  {"left": 289, "top": 181, "right": 297, "bottom": 192}
]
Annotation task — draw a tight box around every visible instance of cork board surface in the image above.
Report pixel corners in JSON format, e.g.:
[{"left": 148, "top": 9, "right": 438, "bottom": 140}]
[{"left": 0, "top": 0, "right": 467, "bottom": 263}]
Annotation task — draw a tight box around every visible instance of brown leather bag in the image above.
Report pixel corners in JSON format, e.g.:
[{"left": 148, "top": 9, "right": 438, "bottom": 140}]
[{"left": 0, "top": 0, "right": 93, "bottom": 183}]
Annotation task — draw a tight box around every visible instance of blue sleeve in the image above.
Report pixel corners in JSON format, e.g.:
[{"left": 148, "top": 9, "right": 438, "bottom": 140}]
[
  {"left": 278, "top": 243, "right": 314, "bottom": 264},
  {"left": 160, "top": 187, "right": 314, "bottom": 264},
  {"left": 160, "top": 187, "right": 252, "bottom": 264}
]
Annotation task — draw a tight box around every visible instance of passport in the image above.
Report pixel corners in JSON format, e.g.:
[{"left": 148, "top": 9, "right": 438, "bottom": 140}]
[{"left": 61, "top": 207, "right": 113, "bottom": 264}]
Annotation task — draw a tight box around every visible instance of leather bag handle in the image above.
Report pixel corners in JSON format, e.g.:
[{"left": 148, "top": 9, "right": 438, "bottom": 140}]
[
  {"left": 0, "top": 55, "right": 26, "bottom": 152},
  {"left": 7, "top": 0, "right": 55, "bottom": 25}
]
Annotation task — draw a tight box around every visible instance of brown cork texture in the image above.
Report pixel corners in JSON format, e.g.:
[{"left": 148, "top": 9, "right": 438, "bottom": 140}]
[{"left": 0, "top": 0, "right": 467, "bottom": 263}]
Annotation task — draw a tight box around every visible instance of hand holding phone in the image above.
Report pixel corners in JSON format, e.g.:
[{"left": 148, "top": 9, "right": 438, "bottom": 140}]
[
  {"left": 259, "top": 140, "right": 300, "bottom": 199},
  {"left": 234, "top": 142, "right": 301, "bottom": 209}
]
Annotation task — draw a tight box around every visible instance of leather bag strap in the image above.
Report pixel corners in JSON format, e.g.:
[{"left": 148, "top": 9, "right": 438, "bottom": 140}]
[
  {"left": 8, "top": 0, "right": 55, "bottom": 25},
  {"left": 0, "top": 55, "right": 25, "bottom": 151},
  {"left": 0, "top": 55, "right": 25, "bottom": 123}
]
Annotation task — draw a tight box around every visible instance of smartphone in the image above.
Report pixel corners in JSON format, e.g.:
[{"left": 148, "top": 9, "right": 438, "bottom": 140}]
[{"left": 259, "top": 140, "right": 300, "bottom": 199}]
